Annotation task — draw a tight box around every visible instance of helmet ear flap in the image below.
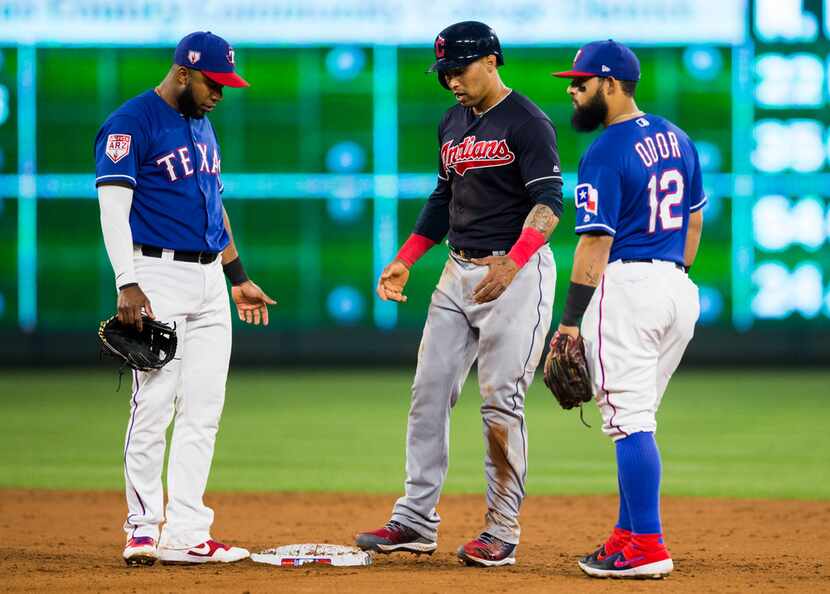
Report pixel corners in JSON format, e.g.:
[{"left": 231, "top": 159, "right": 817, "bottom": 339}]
[{"left": 438, "top": 71, "right": 450, "bottom": 90}]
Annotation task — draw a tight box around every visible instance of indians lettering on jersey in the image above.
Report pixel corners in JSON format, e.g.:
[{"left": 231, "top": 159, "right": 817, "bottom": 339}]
[
  {"left": 440, "top": 135, "right": 515, "bottom": 176},
  {"left": 156, "top": 144, "right": 221, "bottom": 182}
]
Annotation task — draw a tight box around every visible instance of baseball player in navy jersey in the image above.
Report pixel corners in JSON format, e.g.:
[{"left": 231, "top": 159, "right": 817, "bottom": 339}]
[
  {"left": 356, "top": 21, "right": 564, "bottom": 567},
  {"left": 548, "top": 40, "right": 704, "bottom": 579},
  {"left": 95, "top": 31, "right": 275, "bottom": 567}
]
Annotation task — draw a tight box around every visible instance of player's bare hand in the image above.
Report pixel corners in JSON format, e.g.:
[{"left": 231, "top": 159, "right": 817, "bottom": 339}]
[
  {"left": 232, "top": 280, "right": 277, "bottom": 326},
  {"left": 557, "top": 324, "right": 580, "bottom": 338},
  {"left": 117, "top": 285, "right": 154, "bottom": 332},
  {"left": 471, "top": 255, "right": 519, "bottom": 303},
  {"left": 377, "top": 259, "right": 410, "bottom": 303}
]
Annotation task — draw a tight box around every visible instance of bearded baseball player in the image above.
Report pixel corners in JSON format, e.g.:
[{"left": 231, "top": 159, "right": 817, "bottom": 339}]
[
  {"left": 95, "top": 31, "right": 276, "bottom": 566},
  {"left": 548, "top": 40, "right": 704, "bottom": 579},
  {"left": 355, "top": 21, "right": 563, "bottom": 567}
]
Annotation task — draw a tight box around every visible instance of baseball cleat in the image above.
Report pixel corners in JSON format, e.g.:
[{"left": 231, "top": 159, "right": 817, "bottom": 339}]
[
  {"left": 578, "top": 544, "right": 673, "bottom": 579},
  {"left": 581, "top": 526, "right": 632, "bottom": 564},
  {"left": 355, "top": 520, "right": 437, "bottom": 554},
  {"left": 123, "top": 536, "right": 158, "bottom": 566},
  {"left": 158, "top": 539, "right": 250, "bottom": 564},
  {"left": 456, "top": 532, "right": 516, "bottom": 567}
]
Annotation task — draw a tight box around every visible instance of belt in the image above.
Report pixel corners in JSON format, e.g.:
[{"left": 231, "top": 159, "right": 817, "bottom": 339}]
[
  {"left": 449, "top": 244, "right": 507, "bottom": 260},
  {"left": 621, "top": 258, "right": 686, "bottom": 272},
  {"left": 139, "top": 245, "right": 219, "bottom": 264}
]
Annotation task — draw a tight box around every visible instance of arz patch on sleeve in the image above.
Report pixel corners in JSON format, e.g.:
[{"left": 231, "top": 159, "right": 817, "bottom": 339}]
[{"left": 106, "top": 134, "right": 132, "bottom": 164}]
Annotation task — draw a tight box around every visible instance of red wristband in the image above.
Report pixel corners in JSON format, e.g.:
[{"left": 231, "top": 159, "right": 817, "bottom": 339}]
[
  {"left": 396, "top": 233, "right": 436, "bottom": 267},
  {"left": 507, "top": 227, "right": 547, "bottom": 268}
]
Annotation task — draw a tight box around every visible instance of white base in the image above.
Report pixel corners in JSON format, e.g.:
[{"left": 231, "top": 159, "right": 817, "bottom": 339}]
[{"left": 252, "top": 544, "right": 373, "bottom": 567}]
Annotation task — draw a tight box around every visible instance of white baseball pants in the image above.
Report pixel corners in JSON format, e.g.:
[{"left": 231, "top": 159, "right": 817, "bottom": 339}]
[
  {"left": 122, "top": 248, "right": 232, "bottom": 548},
  {"left": 580, "top": 260, "right": 699, "bottom": 441}
]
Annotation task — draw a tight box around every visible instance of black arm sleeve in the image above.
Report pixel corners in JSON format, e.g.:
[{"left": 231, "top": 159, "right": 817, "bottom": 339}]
[
  {"left": 412, "top": 178, "right": 451, "bottom": 242},
  {"left": 413, "top": 117, "right": 452, "bottom": 242},
  {"left": 526, "top": 177, "right": 564, "bottom": 218},
  {"left": 512, "top": 117, "right": 564, "bottom": 217}
]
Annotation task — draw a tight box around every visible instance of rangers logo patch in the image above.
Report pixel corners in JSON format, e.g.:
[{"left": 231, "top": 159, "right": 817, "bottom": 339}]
[
  {"left": 188, "top": 50, "right": 201, "bottom": 64},
  {"left": 574, "top": 182, "right": 598, "bottom": 215},
  {"left": 440, "top": 136, "right": 515, "bottom": 176},
  {"left": 105, "top": 134, "right": 131, "bottom": 164},
  {"left": 227, "top": 48, "right": 235, "bottom": 65}
]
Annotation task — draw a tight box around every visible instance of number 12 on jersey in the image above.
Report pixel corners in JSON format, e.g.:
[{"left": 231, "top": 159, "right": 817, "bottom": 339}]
[{"left": 647, "top": 169, "right": 684, "bottom": 233}]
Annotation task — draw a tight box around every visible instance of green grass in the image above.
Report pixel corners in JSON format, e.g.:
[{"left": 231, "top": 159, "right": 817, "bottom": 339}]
[{"left": 0, "top": 369, "right": 827, "bottom": 499}]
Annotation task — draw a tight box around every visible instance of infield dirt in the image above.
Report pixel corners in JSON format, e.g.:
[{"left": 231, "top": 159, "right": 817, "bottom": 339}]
[{"left": 1, "top": 490, "right": 827, "bottom": 593}]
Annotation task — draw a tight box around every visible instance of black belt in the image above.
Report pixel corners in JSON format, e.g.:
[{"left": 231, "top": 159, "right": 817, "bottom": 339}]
[
  {"left": 449, "top": 244, "right": 507, "bottom": 260},
  {"left": 622, "top": 258, "right": 686, "bottom": 272},
  {"left": 140, "top": 245, "right": 218, "bottom": 264}
]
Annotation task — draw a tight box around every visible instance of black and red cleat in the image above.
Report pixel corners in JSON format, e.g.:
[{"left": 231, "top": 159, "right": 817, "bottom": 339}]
[
  {"left": 355, "top": 520, "right": 437, "bottom": 554},
  {"left": 579, "top": 537, "right": 673, "bottom": 579},
  {"left": 581, "top": 526, "right": 632, "bottom": 564},
  {"left": 456, "top": 532, "right": 516, "bottom": 567}
]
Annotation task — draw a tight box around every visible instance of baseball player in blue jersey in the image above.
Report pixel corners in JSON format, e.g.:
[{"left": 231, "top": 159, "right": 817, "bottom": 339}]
[
  {"left": 548, "top": 40, "right": 704, "bottom": 579},
  {"left": 355, "top": 21, "right": 563, "bottom": 567},
  {"left": 95, "top": 31, "right": 275, "bottom": 567}
]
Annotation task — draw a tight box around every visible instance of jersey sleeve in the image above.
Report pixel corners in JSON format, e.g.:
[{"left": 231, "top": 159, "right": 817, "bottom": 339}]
[
  {"left": 573, "top": 154, "right": 622, "bottom": 236},
  {"left": 512, "top": 117, "right": 564, "bottom": 217},
  {"left": 688, "top": 143, "right": 707, "bottom": 213},
  {"left": 412, "top": 152, "right": 451, "bottom": 242},
  {"left": 94, "top": 114, "right": 147, "bottom": 188}
]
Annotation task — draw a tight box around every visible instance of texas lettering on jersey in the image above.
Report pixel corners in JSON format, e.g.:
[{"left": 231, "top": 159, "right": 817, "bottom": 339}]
[
  {"left": 155, "top": 143, "right": 221, "bottom": 182},
  {"left": 440, "top": 135, "right": 515, "bottom": 176}
]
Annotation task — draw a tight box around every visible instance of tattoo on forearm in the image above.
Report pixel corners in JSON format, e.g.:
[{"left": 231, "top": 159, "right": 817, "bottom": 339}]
[
  {"left": 525, "top": 204, "right": 558, "bottom": 238},
  {"left": 584, "top": 265, "right": 600, "bottom": 286}
]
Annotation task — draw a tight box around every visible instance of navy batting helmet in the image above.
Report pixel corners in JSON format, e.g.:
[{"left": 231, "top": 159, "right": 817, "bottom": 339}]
[{"left": 428, "top": 21, "right": 504, "bottom": 89}]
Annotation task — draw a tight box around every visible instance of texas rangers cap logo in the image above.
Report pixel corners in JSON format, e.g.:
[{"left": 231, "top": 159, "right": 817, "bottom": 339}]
[
  {"left": 105, "top": 134, "right": 131, "bottom": 164},
  {"left": 574, "top": 182, "right": 598, "bottom": 215},
  {"left": 227, "top": 48, "right": 235, "bottom": 65},
  {"left": 188, "top": 50, "right": 201, "bottom": 64},
  {"left": 435, "top": 36, "right": 445, "bottom": 58},
  {"left": 573, "top": 49, "right": 582, "bottom": 66}
]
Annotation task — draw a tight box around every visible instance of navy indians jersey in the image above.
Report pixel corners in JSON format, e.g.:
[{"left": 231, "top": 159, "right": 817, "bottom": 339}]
[
  {"left": 94, "top": 90, "right": 229, "bottom": 253},
  {"left": 414, "top": 91, "right": 563, "bottom": 251},
  {"left": 574, "top": 114, "right": 706, "bottom": 264}
]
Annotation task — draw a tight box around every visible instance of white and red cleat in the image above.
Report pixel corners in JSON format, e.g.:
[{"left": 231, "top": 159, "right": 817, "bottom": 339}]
[
  {"left": 159, "top": 539, "right": 250, "bottom": 564},
  {"left": 123, "top": 536, "right": 158, "bottom": 566}
]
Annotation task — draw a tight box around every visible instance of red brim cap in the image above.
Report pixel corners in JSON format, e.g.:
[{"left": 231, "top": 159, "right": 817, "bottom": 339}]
[
  {"left": 551, "top": 70, "right": 597, "bottom": 78},
  {"left": 202, "top": 70, "right": 250, "bottom": 88}
]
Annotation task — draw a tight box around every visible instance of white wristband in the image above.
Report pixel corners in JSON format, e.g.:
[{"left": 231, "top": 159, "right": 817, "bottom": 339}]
[{"left": 98, "top": 184, "right": 136, "bottom": 289}]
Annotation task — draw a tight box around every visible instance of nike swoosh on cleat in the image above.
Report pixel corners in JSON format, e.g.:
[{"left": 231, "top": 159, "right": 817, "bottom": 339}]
[
  {"left": 187, "top": 543, "right": 215, "bottom": 557},
  {"left": 614, "top": 555, "right": 644, "bottom": 568}
]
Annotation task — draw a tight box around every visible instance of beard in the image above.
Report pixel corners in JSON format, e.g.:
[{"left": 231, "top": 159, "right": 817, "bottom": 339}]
[
  {"left": 177, "top": 83, "right": 203, "bottom": 119},
  {"left": 571, "top": 90, "right": 608, "bottom": 132}
]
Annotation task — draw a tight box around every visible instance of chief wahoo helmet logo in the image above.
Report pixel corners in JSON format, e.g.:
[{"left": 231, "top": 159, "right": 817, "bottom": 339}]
[{"left": 435, "top": 35, "right": 445, "bottom": 58}]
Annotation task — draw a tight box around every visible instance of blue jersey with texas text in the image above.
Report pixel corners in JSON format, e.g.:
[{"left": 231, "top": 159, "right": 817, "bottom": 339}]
[
  {"left": 94, "top": 89, "right": 229, "bottom": 252},
  {"left": 573, "top": 114, "right": 706, "bottom": 264}
]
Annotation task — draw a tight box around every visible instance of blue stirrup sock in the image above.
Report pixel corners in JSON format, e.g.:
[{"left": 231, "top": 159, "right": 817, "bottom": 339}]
[
  {"left": 615, "top": 473, "right": 632, "bottom": 532},
  {"left": 616, "top": 431, "right": 663, "bottom": 539}
]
